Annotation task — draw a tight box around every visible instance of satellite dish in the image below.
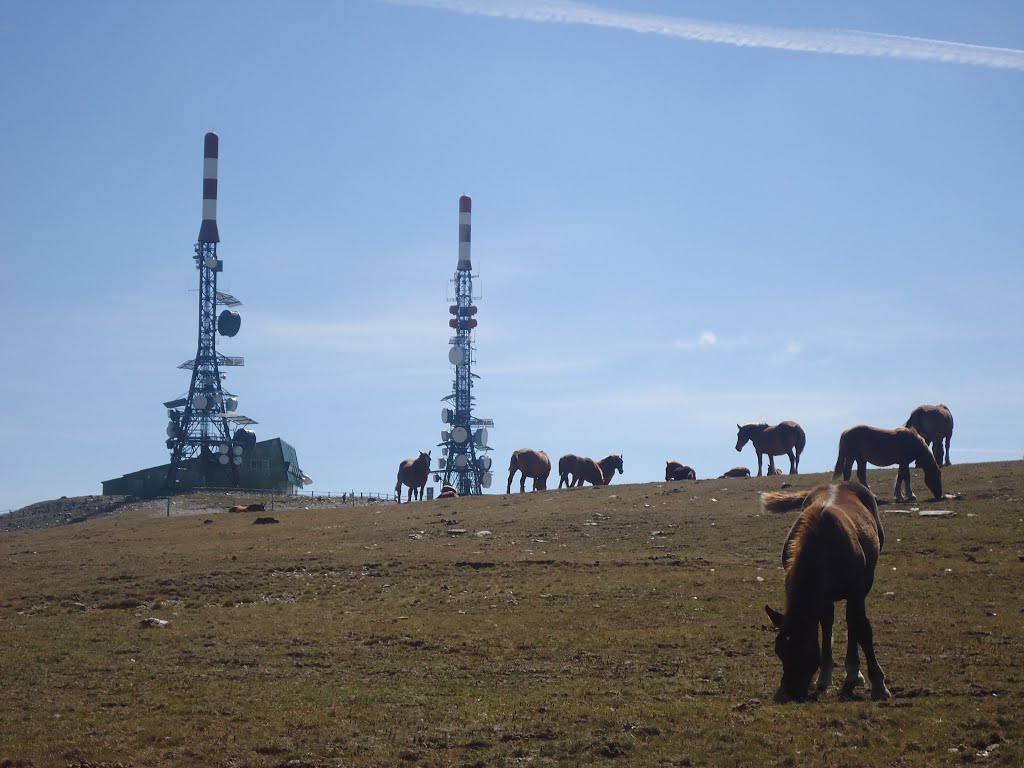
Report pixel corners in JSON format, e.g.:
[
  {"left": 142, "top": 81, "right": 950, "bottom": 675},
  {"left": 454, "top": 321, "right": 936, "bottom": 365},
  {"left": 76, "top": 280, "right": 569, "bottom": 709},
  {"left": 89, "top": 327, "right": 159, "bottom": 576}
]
[
  {"left": 441, "top": 447, "right": 448, "bottom": 456},
  {"left": 232, "top": 445, "right": 242, "bottom": 456},
  {"left": 441, "top": 430, "right": 450, "bottom": 442},
  {"left": 233, "top": 456, "right": 242, "bottom": 466},
  {"left": 441, "top": 407, "right": 452, "bottom": 424},
  {"left": 166, "top": 423, "right": 177, "bottom": 437},
  {"left": 481, "top": 472, "right": 493, "bottom": 489},
  {"left": 233, "top": 428, "right": 256, "bottom": 450},
  {"left": 213, "top": 394, "right": 223, "bottom": 406},
  {"left": 205, "top": 256, "right": 218, "bottom": 269},
  {"left": 438, "top": 458, "right": 446, "bottom": 469},
  {"left": 478, "top": 456, "right": 492, "bottom": 471},
  {"left": 451, "top": 426, "right": 469, "bottom": 443},
  {"left": 192, "top": 394, "right": 208, "bottom": 410},
  {"left": 218, "top": 454, "right": 229, "bottom": 465},
  {"left": 474, "top": 428, "right": 489, "bottom": 447},
  {"left": 454, "top": 454, "right": 469, "bottom": 469},
  {"left": 448, "top": 346, "right": 465, "bottom": 365},
  {"left": 225, "top": 396, "right": 238, "bottom": 412},
  {"left": 218, "top": 310, "right": 241, "bottom": 337},
  {"left": 219, "top": 443, "right": 229, "bottom": 454}
]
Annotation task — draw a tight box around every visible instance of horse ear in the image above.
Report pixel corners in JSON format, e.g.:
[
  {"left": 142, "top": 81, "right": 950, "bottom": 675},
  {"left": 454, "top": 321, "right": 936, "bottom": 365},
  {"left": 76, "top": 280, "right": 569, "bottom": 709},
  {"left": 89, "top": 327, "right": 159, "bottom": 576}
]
[
  {"left": 737, "top": 423, "right": 741, "bottom": 430},
  {"left": 765, "top": 605, "right": 785, "bottom": 629}
]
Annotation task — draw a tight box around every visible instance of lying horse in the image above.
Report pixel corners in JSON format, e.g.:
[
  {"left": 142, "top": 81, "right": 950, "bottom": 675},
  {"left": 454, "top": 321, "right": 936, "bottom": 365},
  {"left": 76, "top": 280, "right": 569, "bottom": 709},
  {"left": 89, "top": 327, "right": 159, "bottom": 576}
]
[
  {"left": 395, "top": 450, "right": 431, "bottom": 503},
  {"left": 438, "top": 484, "right": 459, "bottom": 499},
  {"left": 507, "top": 448, "right": 551, "bottom": 493},
  {"left": 905, "top": 404, "right": 954, "bottom": 466},
  {"left": 719, "top": 466, "right": 751, "bottom": 479},
  {"left": 558, "top": 454, "right": 604, "bottom": 488},
  {"left": 736, "top": 421, "right": 806, "bottom": 475},
  {"left": 832, "top": 425, "right": 942, "bottom": 502},
  {"left": 597, "top": 454, "right": 624, "bottom": 485},
  {"left": 763, "top": 482, "right": 891, "bottom": 702},
  {"left": 665, "top": 461, "right": 696, "bottom": 481}
]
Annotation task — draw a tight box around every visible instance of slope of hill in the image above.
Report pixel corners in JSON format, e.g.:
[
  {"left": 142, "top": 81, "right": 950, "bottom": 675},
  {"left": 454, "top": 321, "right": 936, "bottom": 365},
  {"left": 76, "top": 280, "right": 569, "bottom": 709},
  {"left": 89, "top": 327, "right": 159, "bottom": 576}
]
[{"left": 1, "top": 461, "right": 1021, "bottom": 766}]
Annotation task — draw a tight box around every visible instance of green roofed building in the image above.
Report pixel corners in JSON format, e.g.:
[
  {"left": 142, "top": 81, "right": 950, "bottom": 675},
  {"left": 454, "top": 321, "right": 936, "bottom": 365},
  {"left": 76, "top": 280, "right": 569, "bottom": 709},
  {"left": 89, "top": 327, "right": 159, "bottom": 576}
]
[{"left": 102, "top": 438, "right": 308, "bottom": 497}]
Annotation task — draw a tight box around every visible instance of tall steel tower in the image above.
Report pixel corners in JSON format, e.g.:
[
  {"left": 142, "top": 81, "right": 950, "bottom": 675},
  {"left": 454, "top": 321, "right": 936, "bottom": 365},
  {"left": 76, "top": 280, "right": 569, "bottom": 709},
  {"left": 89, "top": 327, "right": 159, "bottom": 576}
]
[
  {"left": 164, "top": 132, "right": 257, "bottom": 491},
  {"left": 437, "top": 195, "right": 494, "bottom": 495}
]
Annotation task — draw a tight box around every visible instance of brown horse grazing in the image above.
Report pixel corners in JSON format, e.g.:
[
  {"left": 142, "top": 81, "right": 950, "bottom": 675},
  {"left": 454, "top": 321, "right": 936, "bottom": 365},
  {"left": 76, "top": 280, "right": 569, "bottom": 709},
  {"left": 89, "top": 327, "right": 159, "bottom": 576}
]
[
  {"left": 597, "top": 454, "right": 624, "bottom": 485},
  {"left": 395, "top": 450, "right": 431, "bottom": 503},
  {"left": 558, "top": 454, "right": 605, "bottom": 488},
  {"left": 507, "top": 449, "right": 551, "bottom": 493},
  {"left": 719, "top": 466, "right": 751, "bottom": 479},
  {"left": 832, "top": 425, "right": 942, "bottom": 502},
  {"left": 763, "top": 482, "right": 891, "bottom": 702},
  {"left": 665, "top": 461, "right": 696, "bottom": 481},
  {"left": 736, "top": 421, "right": 806, "bottom": 476},
  {"left": 905, "top": 404, "right": 954, "bottom": 466}
]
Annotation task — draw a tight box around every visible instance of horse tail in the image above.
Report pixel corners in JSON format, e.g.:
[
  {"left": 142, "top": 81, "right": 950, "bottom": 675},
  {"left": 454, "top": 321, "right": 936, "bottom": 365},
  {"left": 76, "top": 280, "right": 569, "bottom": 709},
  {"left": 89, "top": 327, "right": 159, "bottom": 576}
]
[
  {"left": 831, "top": 445, "right": 844, "bottom": 482},
  {"left": 796, "top": 426, "right": 806, "bottom": 460},
  {"left": 395, "top": 474, "right": 402, "bottom": 494},
  {"left": 760, "top": 489, "right": 810, "bottom": 514}
]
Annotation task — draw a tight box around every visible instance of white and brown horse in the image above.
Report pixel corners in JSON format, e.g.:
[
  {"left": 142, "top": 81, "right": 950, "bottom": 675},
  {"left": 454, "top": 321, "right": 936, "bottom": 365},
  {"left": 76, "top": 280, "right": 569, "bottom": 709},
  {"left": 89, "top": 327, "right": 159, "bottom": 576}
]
[
  {"left": 665, "top": 461, "right": 696, "bottom": 481},
  {"left": 763, "top": 482, "right": 891, "bottom": 702}
]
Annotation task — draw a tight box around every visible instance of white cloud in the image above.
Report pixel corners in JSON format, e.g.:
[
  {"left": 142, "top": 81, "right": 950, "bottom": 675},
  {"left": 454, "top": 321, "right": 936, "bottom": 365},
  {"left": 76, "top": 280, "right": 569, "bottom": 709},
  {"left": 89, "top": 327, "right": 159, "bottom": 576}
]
[{"left": 385, "top": 0, "right": 1024, "bottom": 71}]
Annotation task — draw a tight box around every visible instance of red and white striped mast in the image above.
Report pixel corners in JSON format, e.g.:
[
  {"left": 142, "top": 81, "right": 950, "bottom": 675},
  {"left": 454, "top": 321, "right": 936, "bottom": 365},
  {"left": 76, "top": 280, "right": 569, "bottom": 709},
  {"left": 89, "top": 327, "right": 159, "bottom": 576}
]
[{"left": 438, "top": 195, "right": 494, "bottom": 494}]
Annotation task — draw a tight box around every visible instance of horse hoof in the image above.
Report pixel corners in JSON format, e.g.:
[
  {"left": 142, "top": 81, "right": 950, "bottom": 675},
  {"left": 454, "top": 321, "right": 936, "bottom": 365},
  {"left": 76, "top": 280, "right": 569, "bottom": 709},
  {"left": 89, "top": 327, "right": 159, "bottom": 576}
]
[{"left": 871, "top": 685, "right": 892, "bottom": 701}]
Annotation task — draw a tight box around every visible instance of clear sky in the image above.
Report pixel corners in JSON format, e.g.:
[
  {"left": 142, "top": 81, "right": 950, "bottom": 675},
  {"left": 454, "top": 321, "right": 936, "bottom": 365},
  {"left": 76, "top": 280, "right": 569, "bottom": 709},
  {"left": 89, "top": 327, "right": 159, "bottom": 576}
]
[{"left": 1, "top": 1, "right": 1021, "bottom": 511}]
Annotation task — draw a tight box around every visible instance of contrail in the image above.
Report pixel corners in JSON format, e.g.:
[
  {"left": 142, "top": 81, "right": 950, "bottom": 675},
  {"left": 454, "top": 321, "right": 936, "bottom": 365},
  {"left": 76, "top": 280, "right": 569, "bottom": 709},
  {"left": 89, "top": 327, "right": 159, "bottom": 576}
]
[{"left": 383, "top": 0, "right": 1024, "bottom": 71}]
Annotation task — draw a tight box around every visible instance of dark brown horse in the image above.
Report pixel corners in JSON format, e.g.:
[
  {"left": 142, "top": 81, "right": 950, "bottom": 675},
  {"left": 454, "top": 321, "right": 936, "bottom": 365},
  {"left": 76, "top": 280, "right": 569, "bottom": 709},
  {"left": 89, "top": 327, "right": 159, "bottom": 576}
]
[
  {"left": 736, "top": 421, "right": 806, "bottom": 475},
  {"left": 665, "top": 461, "right": 696, "bottom": 481},
  {"left": 905, "top": 404, "right": 954, "bottom": 466},
  {"left": 833, "top": 425, "right": 942, "bottom": 502},
  {"left": 507, "top": 449, "right": 551, "bottom": 493},
  {"left": 395, "top": 450, "right": 431, "bottom": 503},
  {"left": 597, "top": 454, "right": 624, "bottom": 485},
  {"left": 558, "top": 454, "right": 604, "bottom": 488},
  {"left": 763, "top": 482, "right": 891, "bottom": 702},
  {"left": 719, "top": 466, "right": 751, "bottom": 479}
]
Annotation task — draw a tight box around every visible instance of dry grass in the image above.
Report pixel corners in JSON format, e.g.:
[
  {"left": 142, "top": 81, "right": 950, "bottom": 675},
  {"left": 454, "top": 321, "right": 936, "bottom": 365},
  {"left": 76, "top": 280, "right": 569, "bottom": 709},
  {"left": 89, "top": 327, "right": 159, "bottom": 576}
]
[{"left": 1, "top": 461, "right": 1022, "bottom": 767}]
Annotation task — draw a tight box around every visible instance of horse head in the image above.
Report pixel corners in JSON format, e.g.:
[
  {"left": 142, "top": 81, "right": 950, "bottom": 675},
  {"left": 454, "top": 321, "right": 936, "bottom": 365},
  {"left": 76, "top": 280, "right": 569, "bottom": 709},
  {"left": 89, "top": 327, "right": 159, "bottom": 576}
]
[
  {"left": 735, "top": 424, "right": 749, "bottom": 451},
  {"left": 418, "top": 450, "right": 431, "bottom": 466},
  {"left": 766, "top": 605, "right": 820, "bottom": 702}
]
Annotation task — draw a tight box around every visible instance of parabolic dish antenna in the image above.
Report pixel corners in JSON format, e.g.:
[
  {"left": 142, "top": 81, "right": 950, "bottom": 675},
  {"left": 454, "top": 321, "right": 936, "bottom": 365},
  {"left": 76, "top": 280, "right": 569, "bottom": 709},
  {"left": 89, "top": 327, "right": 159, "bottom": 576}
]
[
  {"left": 441, "top": 407, "right": 452, "bottom": 423},
  {"left": 451, "top": 426, "right": 469, "bottom": 444},
  {"left": 481, "top": 472, "right": 492, "bottom": 489},
  {"left": 478, "top": 456, "right": 492, "bottom": 471},
  {"left": 474, "top": 428, "right": 488, "bottom": 447},
  {"left": 438, "top": 458, "right": 447, "bottom": 470},
  {"left": 192, "top": 394, "right": 208, "bottom": 410},
  {"left": 449, "top": 346, "right": 466, "bottom": 365},
  {"left": 454, "top": 454, "right": 469, "bottom": 469}
]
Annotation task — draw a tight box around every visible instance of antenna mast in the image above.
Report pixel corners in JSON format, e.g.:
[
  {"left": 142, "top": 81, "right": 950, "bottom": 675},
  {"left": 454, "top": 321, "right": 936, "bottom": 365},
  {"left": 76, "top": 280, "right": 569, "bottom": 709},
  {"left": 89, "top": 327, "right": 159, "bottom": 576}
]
[
  {"left": 437, "top": 195, "right": 494, "bottom": 495},
  {"left": 164, "top": 133, "right": 257, "bottom": 491}
]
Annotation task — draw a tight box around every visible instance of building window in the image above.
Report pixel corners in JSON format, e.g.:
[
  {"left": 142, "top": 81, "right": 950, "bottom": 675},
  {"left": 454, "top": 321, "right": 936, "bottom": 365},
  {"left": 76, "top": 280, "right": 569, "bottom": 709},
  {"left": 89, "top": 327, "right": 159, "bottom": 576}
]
[{"left": 249, "top": 459, "right": 270, "bottom": 470}]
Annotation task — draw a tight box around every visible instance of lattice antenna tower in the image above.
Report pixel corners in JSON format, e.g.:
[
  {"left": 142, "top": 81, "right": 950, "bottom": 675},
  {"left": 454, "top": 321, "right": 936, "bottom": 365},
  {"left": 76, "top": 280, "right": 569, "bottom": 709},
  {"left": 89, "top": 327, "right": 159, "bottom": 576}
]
[
  {"left": 164, "top": 133, "right": 257, "bottom": 491},
  {"left": 436, "top": 195, "right": 494, "bottom": 495}
]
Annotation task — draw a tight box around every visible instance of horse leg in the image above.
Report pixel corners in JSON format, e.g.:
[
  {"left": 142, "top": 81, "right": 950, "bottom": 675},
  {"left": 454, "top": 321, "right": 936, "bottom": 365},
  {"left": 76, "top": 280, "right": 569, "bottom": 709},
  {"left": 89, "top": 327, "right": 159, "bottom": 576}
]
[
  {"left": 816, "top": 602, "right": 836, "bottom": 693},
  {"left": 520, "top": 474, "right": 527, "bottom": 493},
  {"left": 854, "top": 459, "right": 867, "bottom": 489},
  {"left": 766, "top": 453, "right": 776, "bottom": 475},
  {"left": 897, "top": 464, "right": 916, "bottom": 502},
  {"left": 506, "top": 470, "right": 516, "bottom": 494},
  {"left": 756, "top": 451, "right": 764, "bottom": 477},
  {"left": 840, "top": 599, "right": 867, "bottom": 695},
  {"left": 944, "top": 434, "right": 952, "bottom": 466},
  {"left": 787, "top": 449, "right": 796, "bottom": 475},
  {"left": 846, "top": 597, "right": 890, "bottom": 700}
]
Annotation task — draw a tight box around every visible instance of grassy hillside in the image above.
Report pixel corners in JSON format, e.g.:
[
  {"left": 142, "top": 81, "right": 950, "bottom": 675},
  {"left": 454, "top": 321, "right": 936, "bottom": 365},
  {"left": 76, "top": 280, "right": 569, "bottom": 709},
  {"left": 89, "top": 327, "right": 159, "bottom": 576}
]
[{"left": 2, "top": 461, "right": 1022, "bottom": 767}]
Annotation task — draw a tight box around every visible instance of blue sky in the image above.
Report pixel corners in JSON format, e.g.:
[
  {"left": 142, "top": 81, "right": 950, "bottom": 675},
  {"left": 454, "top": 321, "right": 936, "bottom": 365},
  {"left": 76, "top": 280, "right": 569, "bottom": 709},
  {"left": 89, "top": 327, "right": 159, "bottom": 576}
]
[{"left": 1, "top": 1, "right": 1021, "bottom": 510}]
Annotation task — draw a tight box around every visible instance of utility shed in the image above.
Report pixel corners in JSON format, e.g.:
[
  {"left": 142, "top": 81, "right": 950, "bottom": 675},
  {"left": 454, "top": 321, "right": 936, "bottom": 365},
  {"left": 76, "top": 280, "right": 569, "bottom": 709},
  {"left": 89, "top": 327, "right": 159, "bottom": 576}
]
[{"left": 102, "top": 438, "right": 308, "bottom": 496}]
